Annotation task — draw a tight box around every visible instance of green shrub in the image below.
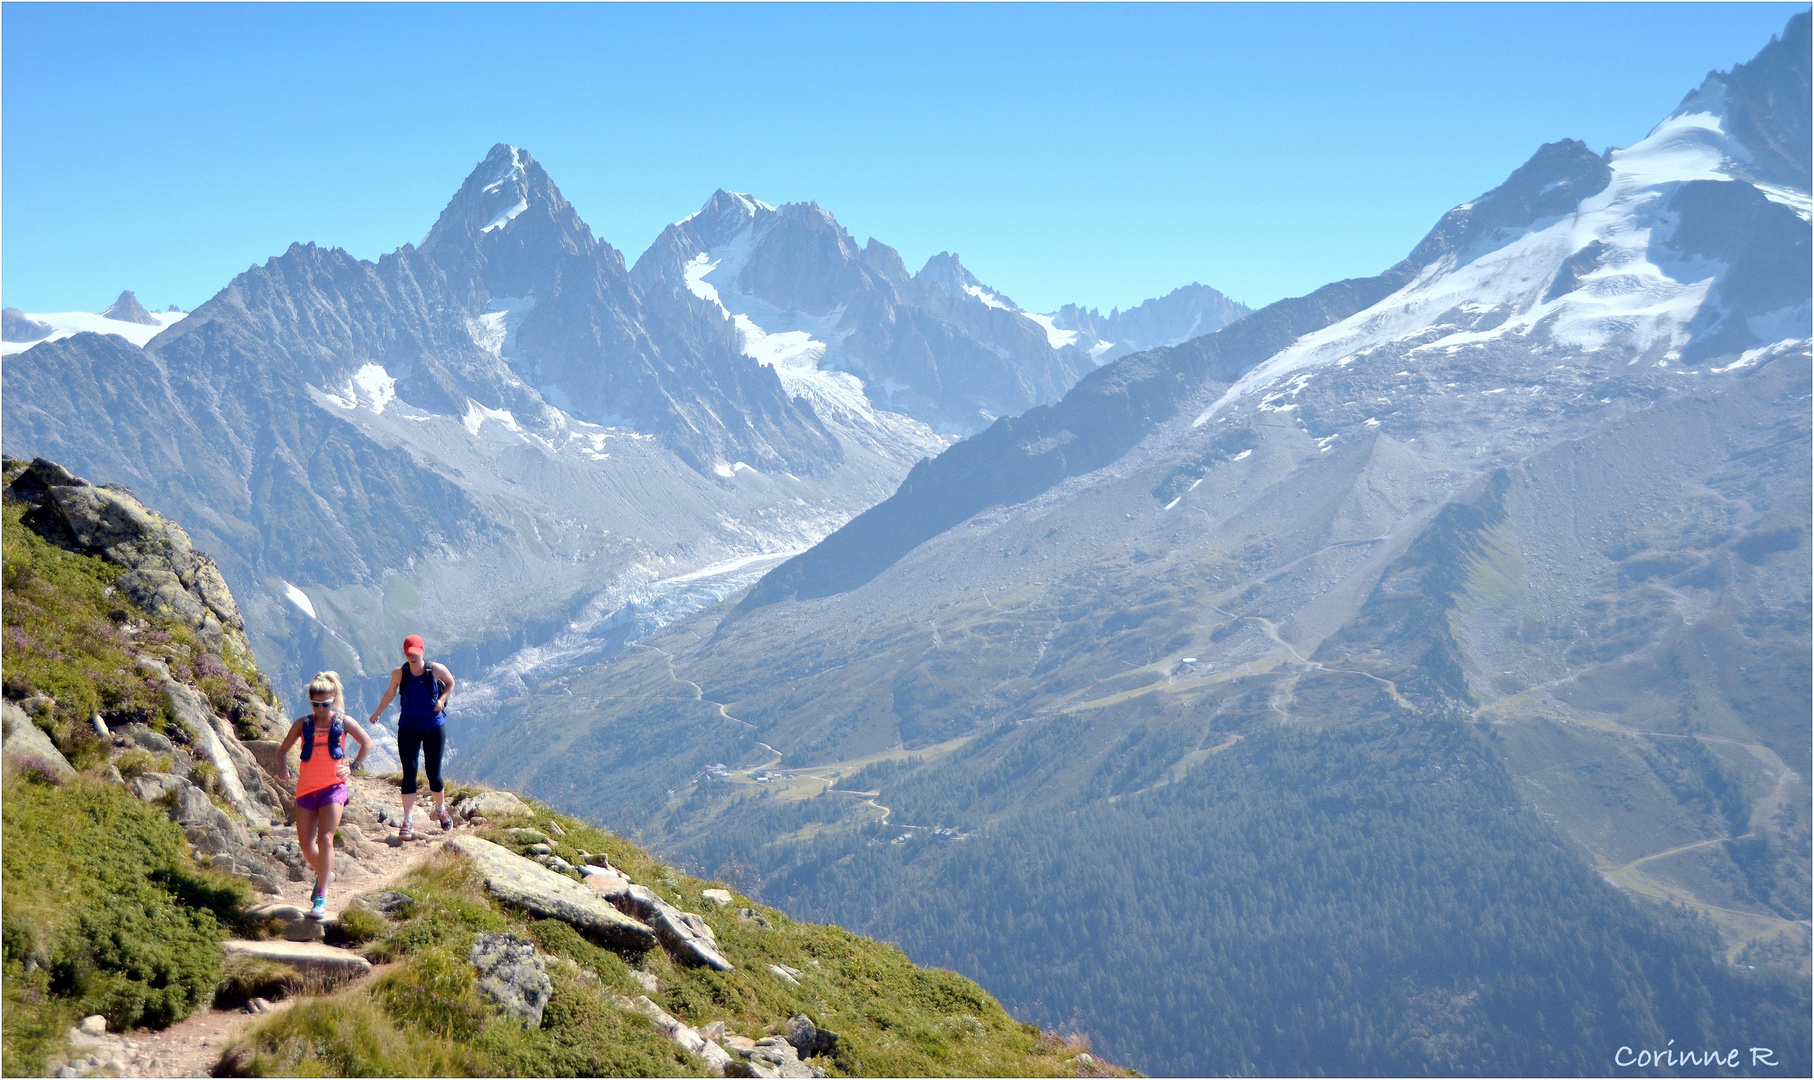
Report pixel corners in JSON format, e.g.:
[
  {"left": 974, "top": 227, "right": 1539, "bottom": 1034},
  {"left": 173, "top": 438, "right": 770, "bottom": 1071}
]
[
  {"left": 376, "top": 946, "right": 492, "bottom": 1042},
  {"left": 214, "top": 955, "right": 303, "bottom": 1010},
  {"left": 366, "top": 850, "right": 508, "bottom": 963},
  {"left": 2, "top": 960, "right": 79, "bottom": 1078},
  {"left": 217, "top": 995, "right": 481, "bottom": 1077},
  {"left": 2, "top": 774, "right": 243, "bottom": 1051},
  {"left": 114, "top": 748, "right": 171, "bottom": 779},
  {"left": 329, "top": 906, "right": 386, "bottom": 947}
]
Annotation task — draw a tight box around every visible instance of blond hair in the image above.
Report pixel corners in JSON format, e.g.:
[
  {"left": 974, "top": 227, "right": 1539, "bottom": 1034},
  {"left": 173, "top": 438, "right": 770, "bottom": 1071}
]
[{"left": 305, "top": 671, "right": 346, "bottom": 714}]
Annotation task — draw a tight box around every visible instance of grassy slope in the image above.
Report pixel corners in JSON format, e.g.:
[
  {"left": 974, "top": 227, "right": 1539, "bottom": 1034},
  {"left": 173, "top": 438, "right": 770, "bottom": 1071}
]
[
  {"left": 3, "top": 487, "right": 1106, "bottom": 1078},
  {"left": 229, "top": 798, "right": 1110, "bottom": 1077},
  {"left": 2, "top": 774, "right": 252, "bottom": 1075}
]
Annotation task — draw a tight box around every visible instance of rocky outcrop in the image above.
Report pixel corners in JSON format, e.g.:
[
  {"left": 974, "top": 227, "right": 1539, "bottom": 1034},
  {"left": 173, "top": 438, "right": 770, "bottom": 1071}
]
[
  {"left": 126, "top": 771, "right": 284, "bottom": 894},
  {"left": 2, "top": 307, "right": 53, "bottom": 343},
  {"left": 470, "top": 933, "right": 552, "bottom": 1027},
  {"left": 7, "top": 459, "right": 251, "bottom": 657},
  {"left": 447, "top": 835, "right": 656, "bottom": 950},
  {"left": 719, "top": 1031, "right": 827, "bottom": 1079},
  {"left": 148, "top": 663, "right": 281, "bottom": 826},
  {"left": 624, "top": 995, "right": 738, "bottom": 1076}
]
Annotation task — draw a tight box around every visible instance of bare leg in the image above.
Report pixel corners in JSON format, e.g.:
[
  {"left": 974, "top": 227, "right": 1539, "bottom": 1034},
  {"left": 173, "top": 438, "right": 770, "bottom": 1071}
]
[
  {"left": 295, "top": 806, "right": 322, "bottom": 883},
  {"left": 401, "top": 792, "right": 416, "bottom": 826},
  {"left": 312, "top": 801, "right": 345, "bottom": 895}
]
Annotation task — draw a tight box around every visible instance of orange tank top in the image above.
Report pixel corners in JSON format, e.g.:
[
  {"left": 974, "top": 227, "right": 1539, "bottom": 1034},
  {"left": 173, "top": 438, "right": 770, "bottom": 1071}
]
[{"left": 296, "top": 719, "right": 345, "bottom": 798}]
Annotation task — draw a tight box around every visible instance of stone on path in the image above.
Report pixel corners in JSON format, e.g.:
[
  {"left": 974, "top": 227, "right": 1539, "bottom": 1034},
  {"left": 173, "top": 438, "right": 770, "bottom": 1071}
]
[
  {"left": 447, "top": 836, "right": 656, "bottom": 950},
  {"left": 221, "top": 940, "right": 372, "bottom": 984},
  {"left": 349, "top": 890, "right": 414, "bottom": 918},
  {"left": 470, "top": 933, "right": 552, "bottom": 1027}
]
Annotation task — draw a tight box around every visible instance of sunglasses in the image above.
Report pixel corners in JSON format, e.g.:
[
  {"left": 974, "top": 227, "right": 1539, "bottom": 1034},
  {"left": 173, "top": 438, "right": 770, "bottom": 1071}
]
[{"left": 310, "top": 700, "right": 335, "bottom": 709}]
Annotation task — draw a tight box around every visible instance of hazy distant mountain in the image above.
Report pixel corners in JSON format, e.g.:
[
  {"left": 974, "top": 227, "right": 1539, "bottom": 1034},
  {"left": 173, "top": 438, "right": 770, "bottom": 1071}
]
[
  {"left": 99, "top": 289, "right": 158, "bottom": 325},
  {"left": 2, "top": 308, "right": 52, "bottom": 343},
  {"left": 632, "top": 191, "right": 1246, "bottom": 435},
  {"left": 1051, "top": 282, "right": 1251, "bottom": 365},
  {"left": 459, "top": 15, "right": 1811, "bottom": 1076}
]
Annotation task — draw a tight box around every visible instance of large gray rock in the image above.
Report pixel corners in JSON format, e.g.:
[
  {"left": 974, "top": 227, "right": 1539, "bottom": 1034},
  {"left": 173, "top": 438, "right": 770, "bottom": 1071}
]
[
  {"left": 221, "top": 939, "right": 371, "bottom": 983},
  {"left": 447, "top": 836, "right": 655, "bottom": 950},
  {"left": 156, "top": 673, "right": 275, "bottom": 826},
  {"left": 128, "top": 771, "right": 285, "bottom": 894},
  {"left": 613, "top": 883, "right": 733, "bottom": 971},
  {"left": 470, "top": 933, "right": 552, "bottom": 1027},
  {"left": 785, "top": 1014, "right": 840, "bottom": 1058},
  {"left": 2, "top": 700, "right": 74, "bottom": 777},
  {"left": 451, "top": 790, "right": 531, "bottom": 822}
]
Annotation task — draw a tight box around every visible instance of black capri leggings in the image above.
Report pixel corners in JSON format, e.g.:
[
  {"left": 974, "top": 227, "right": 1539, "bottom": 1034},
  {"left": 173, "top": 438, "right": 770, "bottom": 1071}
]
[{"left": 398, "top": 726, "right": 445, "bottom": 796}]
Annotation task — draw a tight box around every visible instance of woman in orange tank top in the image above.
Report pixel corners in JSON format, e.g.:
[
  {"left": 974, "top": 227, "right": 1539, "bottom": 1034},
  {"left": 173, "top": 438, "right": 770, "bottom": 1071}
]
[{"left": 277, "top": 671, "right": 372, "bottom": 920}]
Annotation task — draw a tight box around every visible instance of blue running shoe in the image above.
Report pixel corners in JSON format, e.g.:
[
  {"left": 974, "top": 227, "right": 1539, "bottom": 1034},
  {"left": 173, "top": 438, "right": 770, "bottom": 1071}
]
[{"left": 308, "top": 890, "right": 328, "bottom": 921}]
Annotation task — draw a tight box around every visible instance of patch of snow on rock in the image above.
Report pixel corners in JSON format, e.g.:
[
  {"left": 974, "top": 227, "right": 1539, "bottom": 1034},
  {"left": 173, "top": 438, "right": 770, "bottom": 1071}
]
[
  {"left": 283, "top": 581, "right": 317, "bottom": 620},
  {"left": 1021, "top": 311, "right": 1078, "bottom": 350}
]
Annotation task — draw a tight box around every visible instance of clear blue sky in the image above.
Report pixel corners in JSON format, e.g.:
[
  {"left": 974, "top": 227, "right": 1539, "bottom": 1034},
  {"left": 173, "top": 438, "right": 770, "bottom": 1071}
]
[{"left": 3, "top": 2, "right": 1806, "bottom": 315}]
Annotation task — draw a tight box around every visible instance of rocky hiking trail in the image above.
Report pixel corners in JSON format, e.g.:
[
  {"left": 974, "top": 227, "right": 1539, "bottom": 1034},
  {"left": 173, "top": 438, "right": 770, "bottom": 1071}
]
[{"left": 89, "top": 773, "right": 456, "bottom": 1078}]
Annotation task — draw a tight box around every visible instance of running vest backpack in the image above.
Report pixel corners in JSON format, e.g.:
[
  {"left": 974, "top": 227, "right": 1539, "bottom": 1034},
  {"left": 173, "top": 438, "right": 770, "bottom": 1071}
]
[
  {"left": 399, "top": 664, "right": 445, "bottom": 723},
  {"left": 299, "top": 714, "right": 345, "bottom": 760}
]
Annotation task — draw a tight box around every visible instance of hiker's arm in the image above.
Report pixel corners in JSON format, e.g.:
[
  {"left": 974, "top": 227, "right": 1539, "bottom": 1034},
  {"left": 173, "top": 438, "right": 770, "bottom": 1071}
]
[
  {"left": 432, "top": 663, "right": 456, "bottom": 712},
  {"left": 275, "top": 720, "right": 303, "bottom": 777},
  {"left": 367, "top": 668, "right": 402, "bottom": 724},
  {"left": 339, "top": 718, "right": 373, "bottom": 777}
]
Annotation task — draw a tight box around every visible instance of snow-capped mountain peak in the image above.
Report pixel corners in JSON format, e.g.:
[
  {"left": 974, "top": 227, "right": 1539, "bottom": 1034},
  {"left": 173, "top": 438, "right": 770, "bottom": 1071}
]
[
  {"left": 421, "top": 143, "right": 581, "bottom": 253},
  {"left": 1196, "top": 34, "right": 1810, "bottom": 428},
  {"left": 915, "top": 251, "right": 1019, "bottom": 312}
]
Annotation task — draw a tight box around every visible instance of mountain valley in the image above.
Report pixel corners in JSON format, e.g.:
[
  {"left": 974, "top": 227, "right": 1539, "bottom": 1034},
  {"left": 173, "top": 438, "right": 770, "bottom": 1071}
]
[{"left": 453, "top": 16, "right": 1814, "bottom": 1076}]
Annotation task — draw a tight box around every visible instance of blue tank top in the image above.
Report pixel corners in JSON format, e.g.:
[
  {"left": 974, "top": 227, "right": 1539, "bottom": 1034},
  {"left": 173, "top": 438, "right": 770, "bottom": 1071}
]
[{"left": 398, "top": 664, "right": 445, "bottom": 730}]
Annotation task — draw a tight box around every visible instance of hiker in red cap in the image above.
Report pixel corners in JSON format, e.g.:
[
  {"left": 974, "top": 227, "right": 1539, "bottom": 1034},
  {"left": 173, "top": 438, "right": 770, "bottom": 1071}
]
[{"left": 368, "top": 634, "right": 456, "bottom": 840}]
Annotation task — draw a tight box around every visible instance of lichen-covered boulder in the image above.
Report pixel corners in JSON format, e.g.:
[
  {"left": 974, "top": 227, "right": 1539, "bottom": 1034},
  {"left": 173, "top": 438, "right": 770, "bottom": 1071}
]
[{"left": 470, "top": 933, "right": 552, "bottom": 1027}]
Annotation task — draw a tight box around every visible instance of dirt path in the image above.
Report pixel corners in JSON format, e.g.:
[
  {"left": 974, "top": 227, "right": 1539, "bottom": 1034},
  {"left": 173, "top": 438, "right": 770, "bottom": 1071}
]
[
  {"left": 127, "top": 774, "right": 454, "bottom": 1077},
  {"left": 628, "top": 641, "right": 755, "bottom": 729}
]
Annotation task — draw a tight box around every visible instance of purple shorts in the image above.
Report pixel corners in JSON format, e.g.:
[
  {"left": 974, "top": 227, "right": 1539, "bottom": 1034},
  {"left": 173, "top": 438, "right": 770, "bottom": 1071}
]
[{"left": 296, "top": 782, "right": 349, "bottom": 812}]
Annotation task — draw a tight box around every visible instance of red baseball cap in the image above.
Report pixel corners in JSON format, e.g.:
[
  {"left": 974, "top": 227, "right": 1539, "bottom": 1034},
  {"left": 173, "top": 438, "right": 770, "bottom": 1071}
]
[{"left": 403, "top": 634, "right": 426, "bottom": 657}]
